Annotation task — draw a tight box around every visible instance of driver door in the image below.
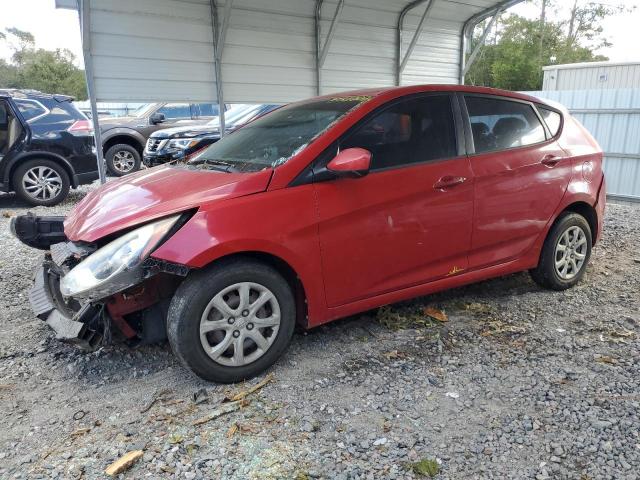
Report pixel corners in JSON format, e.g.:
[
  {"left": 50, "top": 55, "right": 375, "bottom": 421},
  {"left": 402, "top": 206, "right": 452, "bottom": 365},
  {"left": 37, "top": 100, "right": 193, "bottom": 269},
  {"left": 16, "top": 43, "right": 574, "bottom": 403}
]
[{"left": 314, "top": 94, "right": 474, "bottom": 307}]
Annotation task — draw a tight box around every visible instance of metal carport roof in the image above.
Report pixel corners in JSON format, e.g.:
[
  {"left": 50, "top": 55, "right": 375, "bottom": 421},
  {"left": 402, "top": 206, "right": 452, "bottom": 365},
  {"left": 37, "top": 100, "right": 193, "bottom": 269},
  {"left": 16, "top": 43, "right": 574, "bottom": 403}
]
[{"left": 56, "top": 0, "right": 522, "bottom": 181}]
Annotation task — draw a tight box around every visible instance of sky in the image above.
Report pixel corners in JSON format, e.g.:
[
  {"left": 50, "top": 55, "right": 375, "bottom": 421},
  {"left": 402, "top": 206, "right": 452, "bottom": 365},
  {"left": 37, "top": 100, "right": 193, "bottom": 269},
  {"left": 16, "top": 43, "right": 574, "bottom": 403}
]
[{"left": 1, "top": 0, "right": 639, "bottom": 67}]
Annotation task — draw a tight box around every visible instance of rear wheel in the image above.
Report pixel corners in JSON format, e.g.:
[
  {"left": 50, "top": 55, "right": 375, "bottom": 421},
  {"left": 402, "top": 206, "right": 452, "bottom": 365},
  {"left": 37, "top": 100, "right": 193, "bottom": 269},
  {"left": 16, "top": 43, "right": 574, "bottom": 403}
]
[
  {"left": 12, "top": 159, "right": 70, "bottom": 206},
  {"left": 105, "top": 144, "right": 141, "bottom": 176},
  {"left": 167, "top": 259, "right": 296, "bottom": 383},
  {"left": 530, "top": 212, "right": 592, "bottom": 290}
]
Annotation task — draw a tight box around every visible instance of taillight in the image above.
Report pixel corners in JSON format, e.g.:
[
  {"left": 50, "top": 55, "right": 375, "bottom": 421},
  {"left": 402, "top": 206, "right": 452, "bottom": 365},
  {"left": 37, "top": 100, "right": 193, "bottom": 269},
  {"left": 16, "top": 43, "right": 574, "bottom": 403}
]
[{"left": 68, "top": 120, "right": 93, "bottom": 136}]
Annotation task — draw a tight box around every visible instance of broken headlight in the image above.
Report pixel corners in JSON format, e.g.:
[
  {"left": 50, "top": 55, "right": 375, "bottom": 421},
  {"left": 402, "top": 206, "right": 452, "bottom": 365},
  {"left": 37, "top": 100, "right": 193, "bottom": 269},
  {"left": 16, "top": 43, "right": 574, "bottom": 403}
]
[{"left": 60, "top": 215, "right": 180, "bottom": 299}]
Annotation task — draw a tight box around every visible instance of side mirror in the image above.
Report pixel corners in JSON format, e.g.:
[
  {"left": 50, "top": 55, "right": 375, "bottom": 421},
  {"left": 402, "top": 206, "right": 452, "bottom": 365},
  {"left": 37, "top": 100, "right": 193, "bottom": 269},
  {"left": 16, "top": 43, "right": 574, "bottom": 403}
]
[
  {"left": 150, "top": 112, "right": 166, "bottom": 124},
  {"left": 327, "top": 148, "right": 371, "bottom": 178}
]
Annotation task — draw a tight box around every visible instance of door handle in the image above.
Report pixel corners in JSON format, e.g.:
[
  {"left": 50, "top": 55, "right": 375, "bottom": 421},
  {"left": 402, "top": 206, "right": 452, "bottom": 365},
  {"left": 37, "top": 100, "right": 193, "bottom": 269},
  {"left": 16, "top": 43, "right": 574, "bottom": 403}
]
[
  {"left": 541, "top": 154, "right": 562, "bottom": 167},
  {"left": 433, "top": 175, "right": 467, "bottom": 190}
]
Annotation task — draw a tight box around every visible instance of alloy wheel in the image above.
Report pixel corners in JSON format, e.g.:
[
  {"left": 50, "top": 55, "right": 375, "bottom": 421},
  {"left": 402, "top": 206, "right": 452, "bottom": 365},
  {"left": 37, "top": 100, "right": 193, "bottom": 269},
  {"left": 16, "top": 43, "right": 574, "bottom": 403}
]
[
  {"left": 199, "top": 282, "right": 281, "bottom": 367},
  {"left": 554, "top": 225, "right": 588, "bottom": 280},
  {"left": 112, "top": 150, "right": 136, "bottom": 173},
  {"left": 21, "top": 166, "right": 63, "bottom": 201}
]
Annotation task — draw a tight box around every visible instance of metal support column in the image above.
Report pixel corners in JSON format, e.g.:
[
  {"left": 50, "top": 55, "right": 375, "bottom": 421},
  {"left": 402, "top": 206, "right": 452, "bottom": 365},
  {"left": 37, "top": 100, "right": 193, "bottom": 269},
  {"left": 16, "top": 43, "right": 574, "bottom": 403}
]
[
  {"left": 210, "top": 0, "right": 232, "bottom": 137},
  {"left": 461, "top": 8, "right": 501, "bottom": 78},
  {"left": 78, "top": 0, "right": 106, "bottom": 184},
  {"left": 315, "top": 0, "right": 344, "bottom": 95},
  {"left": 396, "top": 0, "right": 435, "bottom": 85}
]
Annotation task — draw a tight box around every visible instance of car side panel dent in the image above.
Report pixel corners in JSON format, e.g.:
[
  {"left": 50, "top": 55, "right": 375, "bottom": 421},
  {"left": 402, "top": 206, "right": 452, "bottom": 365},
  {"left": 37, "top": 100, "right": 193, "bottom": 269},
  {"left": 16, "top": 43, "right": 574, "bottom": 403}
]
[{"left": 151, "top": 185, "right": 327, "bottom": 325}]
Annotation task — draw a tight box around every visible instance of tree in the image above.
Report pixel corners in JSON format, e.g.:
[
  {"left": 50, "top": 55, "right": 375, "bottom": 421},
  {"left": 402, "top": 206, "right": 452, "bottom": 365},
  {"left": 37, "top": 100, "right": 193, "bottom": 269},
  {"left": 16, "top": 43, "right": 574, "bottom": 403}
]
[
  {"left": 0, "top": 27, "right": 87, "bottom": 100},
  {"left": 465, "top": 0, "right": 630, "bottom": 90}
]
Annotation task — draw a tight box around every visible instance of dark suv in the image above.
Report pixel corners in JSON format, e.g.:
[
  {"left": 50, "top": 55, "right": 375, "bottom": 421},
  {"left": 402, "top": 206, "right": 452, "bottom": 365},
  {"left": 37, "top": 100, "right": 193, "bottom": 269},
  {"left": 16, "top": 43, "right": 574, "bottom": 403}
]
[
  {"left": 0, "top": 89, "right": 98, "bottom": 206},
  {"left": 100, "top": 102, "right": 222, "bottom": 176}
]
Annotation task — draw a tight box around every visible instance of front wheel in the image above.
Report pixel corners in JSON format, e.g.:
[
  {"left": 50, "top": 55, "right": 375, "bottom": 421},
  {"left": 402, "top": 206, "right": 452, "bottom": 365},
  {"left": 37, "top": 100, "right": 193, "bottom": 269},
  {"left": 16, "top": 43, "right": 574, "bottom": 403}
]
[
  {"left": 530, "top": 212, "right": 592, "bottom": 290},
  {"left": 167, "top": 259, "right": 296, "bottom": 383},
  {"left": 105, "top": 144, "right": 141, "bottom": 176}
]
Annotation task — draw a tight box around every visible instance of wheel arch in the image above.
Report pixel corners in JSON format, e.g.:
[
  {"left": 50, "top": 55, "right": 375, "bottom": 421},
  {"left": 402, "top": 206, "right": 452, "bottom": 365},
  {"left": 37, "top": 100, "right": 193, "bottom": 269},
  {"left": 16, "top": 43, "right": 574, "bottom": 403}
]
[
  {"left": 7, "top": 152, "right": 76, "bottom": 189},
  {"left": 201, "top": 251, "right": 309, "bottom": 328},
  {"left": 103, "top": 132, "right": 145, "bottom": 156},
  {"left": 561, "top": 201, "right": 598, "bottom": 244}
]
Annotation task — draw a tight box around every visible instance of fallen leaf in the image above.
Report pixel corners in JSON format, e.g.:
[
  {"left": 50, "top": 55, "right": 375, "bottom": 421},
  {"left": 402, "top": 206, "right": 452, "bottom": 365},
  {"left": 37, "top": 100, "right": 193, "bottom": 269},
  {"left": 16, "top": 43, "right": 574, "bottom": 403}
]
[
  {"left": 168, "top": 433, "right": 183, "bottom": 444},
  {"left": 383, "top": 350, "right": 408, "bottom": 360},
  {"left": 70, "top": 427, "right": 91, "bottom": 438},
  {"left": 595, "top": 355, "right": 617, "bottom": 365},
  {"left": 2, "top": 211, "right": 15, "bottom": 218},
  {"left": 424, "top": 307, "right": 448, "bottom": 323},
  {"left": 226, "top": 423, "right": 238, "bottom": 438},
  {"left": 104, "top": 450, "right": 143, "bottom": 476}
]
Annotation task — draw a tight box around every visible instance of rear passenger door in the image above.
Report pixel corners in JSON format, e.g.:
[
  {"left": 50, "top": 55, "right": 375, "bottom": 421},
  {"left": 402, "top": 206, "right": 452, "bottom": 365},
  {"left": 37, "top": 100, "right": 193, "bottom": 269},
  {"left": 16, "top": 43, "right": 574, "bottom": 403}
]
[
  {"left": 315, "top": 94, "right": 474, "bottom": 307},
  {"left": 462, "top": 94, "right": 570, "bottom": 269}
]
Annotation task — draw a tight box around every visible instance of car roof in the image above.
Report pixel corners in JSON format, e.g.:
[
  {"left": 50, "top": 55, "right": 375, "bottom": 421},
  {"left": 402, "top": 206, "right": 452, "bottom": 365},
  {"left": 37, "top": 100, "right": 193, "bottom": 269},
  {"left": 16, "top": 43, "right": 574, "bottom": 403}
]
[
  {"left": 0, "top": 88, "right": 73, "bottom": 102},
  {"left": 315, "top": 84, "right": 547, "bottom": 107}
]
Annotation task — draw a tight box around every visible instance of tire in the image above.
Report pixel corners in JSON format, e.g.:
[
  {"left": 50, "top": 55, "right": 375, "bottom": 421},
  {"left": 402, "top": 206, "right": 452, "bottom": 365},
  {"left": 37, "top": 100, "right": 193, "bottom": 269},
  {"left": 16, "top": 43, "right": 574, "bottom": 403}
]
[
  {"left": 167, "top": 258, "right": 296, "bottom": 383},
  {"left": 105, "top": 143, "right": 141, "bottom": 176},
  {"left": 12, "top": 159, "right": 70, "bottom": 206},
  {"left": 530, "top": 212, "right": 592, "bottom": 290}
]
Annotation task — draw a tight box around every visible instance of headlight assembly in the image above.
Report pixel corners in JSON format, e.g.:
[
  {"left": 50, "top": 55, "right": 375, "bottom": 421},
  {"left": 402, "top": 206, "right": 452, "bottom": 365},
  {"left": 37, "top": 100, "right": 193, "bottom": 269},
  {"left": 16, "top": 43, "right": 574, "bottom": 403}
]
[
  {"left": 60, "top": 215, "right": 180, "bottom": 299},
  {"left": 168, "top": 138, "right": 199, "bottom": 150}
]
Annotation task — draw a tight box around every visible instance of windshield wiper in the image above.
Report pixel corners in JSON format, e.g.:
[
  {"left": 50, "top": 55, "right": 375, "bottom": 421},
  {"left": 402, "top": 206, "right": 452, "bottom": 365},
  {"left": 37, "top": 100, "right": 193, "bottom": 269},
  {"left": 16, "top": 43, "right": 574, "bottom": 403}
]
[{"left": 197, "top": 158, "right": 239, "bottom": 173}]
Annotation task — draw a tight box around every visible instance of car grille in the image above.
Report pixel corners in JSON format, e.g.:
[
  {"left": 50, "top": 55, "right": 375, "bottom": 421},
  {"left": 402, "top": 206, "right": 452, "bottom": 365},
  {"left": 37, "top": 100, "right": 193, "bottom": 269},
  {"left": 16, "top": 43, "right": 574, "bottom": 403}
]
[{"left": 145, "top": 138, "right": 164, "bottom": 153}]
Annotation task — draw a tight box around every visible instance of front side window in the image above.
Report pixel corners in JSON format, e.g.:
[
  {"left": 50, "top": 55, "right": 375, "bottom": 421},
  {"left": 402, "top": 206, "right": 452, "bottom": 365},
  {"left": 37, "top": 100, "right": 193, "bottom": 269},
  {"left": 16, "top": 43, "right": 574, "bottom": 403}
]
[
  {"left": 341, "top": 95, "right": 457, "bottom": 170},
  {"left": 465, "top": 96, "right": 546, "bottom": 154},
  {"left": 13, "top": 99, "right": 48, "bottom": 122},
  {"left": 189, "top": 97, "right": 367, "bottom": 172},
  {"left": 157, "top": 103, "right": 192, "bottom": 120}
]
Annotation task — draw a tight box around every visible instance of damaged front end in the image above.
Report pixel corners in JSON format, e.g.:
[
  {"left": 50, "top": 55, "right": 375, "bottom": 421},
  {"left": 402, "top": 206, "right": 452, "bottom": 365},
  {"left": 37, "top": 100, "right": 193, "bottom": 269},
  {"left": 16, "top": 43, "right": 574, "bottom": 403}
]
[{"left": 11, "top": 214, "right": 190, "bottom": 349}]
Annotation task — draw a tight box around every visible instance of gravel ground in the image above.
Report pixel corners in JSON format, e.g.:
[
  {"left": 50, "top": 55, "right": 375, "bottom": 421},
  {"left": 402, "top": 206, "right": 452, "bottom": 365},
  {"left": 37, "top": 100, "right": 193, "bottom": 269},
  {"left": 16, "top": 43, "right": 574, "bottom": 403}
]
[{"left": 1, "top": 184, "right": 639, "bottom": 480}]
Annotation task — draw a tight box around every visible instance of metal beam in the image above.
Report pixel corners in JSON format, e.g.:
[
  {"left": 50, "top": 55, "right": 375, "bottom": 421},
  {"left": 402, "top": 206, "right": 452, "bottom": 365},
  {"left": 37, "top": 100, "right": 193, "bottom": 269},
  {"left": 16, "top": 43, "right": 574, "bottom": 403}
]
[
  {"left": 318, "top": 0, "right": 345, "bottom": 69},
  {"left": 78, "top": 0, "right": 106, "bottom": 184},
  {"left": 217, "top": 0, "right": 234, "bottom": 60},
  {"left": 459, "top": 0, "right": 524, "bottom": 83},
  {"left": 210, "top": 0, "right": 226, "bottom": 137},
  {"left": 397, "top": 0, "right": 435, "bottom": 82},
  {"left": 462, "top": 8, "right": 501, "bottom": 78}
]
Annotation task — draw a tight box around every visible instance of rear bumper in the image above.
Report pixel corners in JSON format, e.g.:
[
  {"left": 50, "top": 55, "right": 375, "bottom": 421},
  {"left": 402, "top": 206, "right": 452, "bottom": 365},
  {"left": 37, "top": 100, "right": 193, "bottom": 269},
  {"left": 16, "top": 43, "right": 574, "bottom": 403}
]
[{"left": 594, "top": 174, "right": 606, "bottom": 244}]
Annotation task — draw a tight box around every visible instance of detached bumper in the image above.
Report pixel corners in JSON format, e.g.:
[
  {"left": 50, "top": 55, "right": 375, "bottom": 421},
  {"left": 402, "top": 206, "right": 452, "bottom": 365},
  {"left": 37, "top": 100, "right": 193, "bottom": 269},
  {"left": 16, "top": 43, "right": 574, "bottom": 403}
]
[{"left": 29, "top": 265, "right": 102, "bottom": 349}]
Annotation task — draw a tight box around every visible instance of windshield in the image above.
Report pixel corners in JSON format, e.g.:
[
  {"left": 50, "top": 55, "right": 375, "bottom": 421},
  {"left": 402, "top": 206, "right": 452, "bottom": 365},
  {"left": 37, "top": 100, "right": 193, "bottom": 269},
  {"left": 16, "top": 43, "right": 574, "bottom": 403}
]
[
  {"left": 206, "top": 104, "right": 255, "bottom": 127},
  {"left": 133, "top": 103, "right": 157, "bottom": 118},
  {"left": 188, "top": 97, "right": 367, "bottom": 173}
]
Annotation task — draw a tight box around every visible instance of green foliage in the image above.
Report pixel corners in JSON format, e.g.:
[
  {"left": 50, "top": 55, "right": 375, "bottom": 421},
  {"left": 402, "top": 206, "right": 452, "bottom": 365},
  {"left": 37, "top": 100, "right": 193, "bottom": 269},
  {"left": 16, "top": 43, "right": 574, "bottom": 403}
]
[
  {"left": 410, "top": 458, "right": 440, "bottom": 477},
  {"left": 465, "top": 1, "right": 630, "bottom": 90},
  {"left": 0, "top": 27, "right": 87, "bottom": 100}
]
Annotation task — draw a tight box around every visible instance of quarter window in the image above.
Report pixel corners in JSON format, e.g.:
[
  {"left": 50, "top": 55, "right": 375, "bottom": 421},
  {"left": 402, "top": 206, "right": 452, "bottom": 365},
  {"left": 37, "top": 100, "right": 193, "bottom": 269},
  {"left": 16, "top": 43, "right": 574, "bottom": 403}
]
[
  {"left": 157, "top": 103, "right": 192, "bottom": 120},
  {"left": 341, "top": 95, "right": 457, "bottom": 170},
  {"left": 538, "top": 106, "right": 562, "bottom": 137},
  {"left": 13, "top": 99, "right": 48, "bottom": 122},
  {"left": 465, "top": 96, "right": 546, "bottom": 154}
]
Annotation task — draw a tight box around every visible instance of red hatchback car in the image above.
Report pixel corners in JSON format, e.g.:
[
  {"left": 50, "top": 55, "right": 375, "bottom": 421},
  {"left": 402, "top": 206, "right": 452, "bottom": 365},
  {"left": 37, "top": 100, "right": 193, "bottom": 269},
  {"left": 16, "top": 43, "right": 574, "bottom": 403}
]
[{"left": 13, "top": 85, "right": 605, "bottom": 383}]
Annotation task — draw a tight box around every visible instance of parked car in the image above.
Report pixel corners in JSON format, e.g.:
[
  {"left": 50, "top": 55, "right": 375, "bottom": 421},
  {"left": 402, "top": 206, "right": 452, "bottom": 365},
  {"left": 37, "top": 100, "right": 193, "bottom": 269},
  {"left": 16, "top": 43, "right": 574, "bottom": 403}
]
[
  {"left": 100, "top": 102, "right": 224, "bottom": 176},
  {"left": 13, "top": 85, "right": 605, "bottom": 383},
  {"left": 0, "top": 89, "right": 98, "bottom": 206},
  {"left": 143, "top": 104, "right": 280, "bottom": 167}
]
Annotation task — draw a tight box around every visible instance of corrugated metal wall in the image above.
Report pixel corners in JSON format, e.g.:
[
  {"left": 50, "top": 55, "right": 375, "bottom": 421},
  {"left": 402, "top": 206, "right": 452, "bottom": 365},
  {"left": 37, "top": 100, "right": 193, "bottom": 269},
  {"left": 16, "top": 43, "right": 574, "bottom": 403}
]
[
  {"left": 88, "top": 0, "right": 218, "bottom": 102},
  {"left": 543, "top": 62, "right": 640, "bottom": 91},
  {"left": 527, "top": 89, "right": 640, "bottom": 201},
  {"left": 76, "top": 0, "right": 508, "bottom": 103}
]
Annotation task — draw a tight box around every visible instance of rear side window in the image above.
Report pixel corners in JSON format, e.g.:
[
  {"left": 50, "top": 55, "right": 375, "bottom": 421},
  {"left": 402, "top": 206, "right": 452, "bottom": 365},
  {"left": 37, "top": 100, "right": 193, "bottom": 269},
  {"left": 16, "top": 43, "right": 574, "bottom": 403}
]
[
  {"left": 465, "top": 96, "right": 546, "bottom": 154},
  {"left": 538, "top": 106, "right": 562, "bottom": 137},
  {"left": 13, "top": 99, "right": 48, "bottom": 122},
  {"left": 157, "top": 103, "right": 192, "bottom": 120},
  {"left": 341, "top": 95, "right": 458, "bottom": 170}
]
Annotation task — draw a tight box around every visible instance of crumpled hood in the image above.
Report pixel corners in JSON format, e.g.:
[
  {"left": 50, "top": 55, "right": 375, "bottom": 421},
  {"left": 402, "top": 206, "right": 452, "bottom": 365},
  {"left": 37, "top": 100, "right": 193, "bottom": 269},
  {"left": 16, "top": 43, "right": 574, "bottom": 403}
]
[{"left": 65, "top": 166, "right": 272, "bottom": 242}]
